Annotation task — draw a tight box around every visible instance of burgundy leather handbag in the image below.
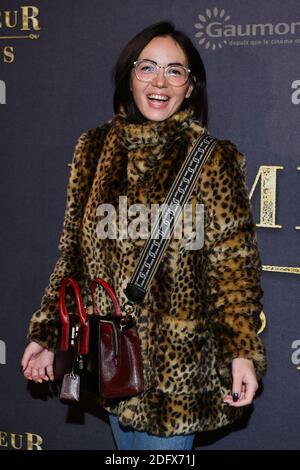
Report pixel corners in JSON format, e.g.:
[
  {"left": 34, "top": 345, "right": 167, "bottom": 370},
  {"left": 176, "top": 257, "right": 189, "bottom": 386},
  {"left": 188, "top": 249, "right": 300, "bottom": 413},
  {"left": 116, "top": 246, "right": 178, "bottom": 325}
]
[{"left": 55, "top": 276, "right": 144, "bottom": 401}]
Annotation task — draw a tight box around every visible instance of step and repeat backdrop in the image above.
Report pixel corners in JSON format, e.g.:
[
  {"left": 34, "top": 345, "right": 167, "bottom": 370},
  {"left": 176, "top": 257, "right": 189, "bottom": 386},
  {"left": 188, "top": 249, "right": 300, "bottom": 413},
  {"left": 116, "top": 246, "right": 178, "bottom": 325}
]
[{"left": 0, "top": 0, "right": 299, "bottom": 450}]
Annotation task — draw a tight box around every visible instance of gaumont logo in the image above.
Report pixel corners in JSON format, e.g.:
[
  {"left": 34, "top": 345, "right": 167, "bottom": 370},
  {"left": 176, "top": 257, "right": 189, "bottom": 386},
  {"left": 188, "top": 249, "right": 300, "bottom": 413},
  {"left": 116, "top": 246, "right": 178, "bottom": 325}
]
[{"left": 194, "top": 7, "right": 300, "bottom": 50}]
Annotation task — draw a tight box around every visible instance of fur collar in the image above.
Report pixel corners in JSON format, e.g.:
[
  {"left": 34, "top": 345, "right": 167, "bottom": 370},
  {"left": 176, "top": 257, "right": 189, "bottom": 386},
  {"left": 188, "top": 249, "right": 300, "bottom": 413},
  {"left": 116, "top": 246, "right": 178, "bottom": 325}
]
[{"left": 111, "top": 106, "right": 197, "bottom": 151}]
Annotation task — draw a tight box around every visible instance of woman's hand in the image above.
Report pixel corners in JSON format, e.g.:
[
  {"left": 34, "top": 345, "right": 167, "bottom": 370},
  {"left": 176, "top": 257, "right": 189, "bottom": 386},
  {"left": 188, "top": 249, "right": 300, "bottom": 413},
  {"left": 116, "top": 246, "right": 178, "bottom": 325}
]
[
  {"left": 223, "top": 358, "right": 258, "bottom": 407},
  {"left": 21, "top": 341, "right": 55, "bottom": 383}
]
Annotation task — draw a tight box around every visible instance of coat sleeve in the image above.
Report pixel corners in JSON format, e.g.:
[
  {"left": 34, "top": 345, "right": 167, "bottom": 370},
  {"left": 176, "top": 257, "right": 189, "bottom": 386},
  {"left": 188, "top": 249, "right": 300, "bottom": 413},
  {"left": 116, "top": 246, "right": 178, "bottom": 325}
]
[
  {"left": 200, "top": 140, "right": 266, "bottom": 386},
  {"left": 27, "top": 125, "right": 109, "bottom": 351}
]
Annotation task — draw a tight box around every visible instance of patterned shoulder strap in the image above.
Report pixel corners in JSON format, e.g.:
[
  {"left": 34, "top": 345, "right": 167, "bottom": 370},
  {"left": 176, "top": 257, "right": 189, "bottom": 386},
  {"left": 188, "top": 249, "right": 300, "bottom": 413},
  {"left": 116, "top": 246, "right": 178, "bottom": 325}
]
[{"left": 123, "top": 133, "right": 218, "bottom": 305}]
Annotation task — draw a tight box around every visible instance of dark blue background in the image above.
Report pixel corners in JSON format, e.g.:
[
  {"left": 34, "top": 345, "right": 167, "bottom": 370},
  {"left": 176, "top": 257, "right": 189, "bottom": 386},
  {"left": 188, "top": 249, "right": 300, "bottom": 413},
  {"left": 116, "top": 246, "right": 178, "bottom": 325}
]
[{"left": 0, "top": 0, "right": 299, "bottom": 450}]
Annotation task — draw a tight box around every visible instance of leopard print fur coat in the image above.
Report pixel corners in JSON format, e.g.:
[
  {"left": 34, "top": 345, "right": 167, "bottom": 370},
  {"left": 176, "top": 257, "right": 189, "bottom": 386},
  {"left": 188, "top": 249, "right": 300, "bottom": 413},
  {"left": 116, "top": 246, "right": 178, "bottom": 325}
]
[{"left": 28, "top": 106, "right": 266, "bottom": 436}]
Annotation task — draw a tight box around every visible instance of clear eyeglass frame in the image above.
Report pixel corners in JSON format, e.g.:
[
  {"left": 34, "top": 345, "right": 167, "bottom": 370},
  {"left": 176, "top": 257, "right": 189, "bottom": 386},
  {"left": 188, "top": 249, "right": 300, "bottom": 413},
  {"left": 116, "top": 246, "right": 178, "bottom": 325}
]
[{"left": 133, "top": 60, "right": 191, "bottom": 86}]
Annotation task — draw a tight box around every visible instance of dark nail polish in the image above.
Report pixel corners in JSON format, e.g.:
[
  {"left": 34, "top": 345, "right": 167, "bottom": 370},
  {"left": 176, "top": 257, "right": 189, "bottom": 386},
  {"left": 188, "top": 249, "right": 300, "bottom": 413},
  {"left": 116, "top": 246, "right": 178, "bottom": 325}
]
[{"left": 232, "top": 393, "right": 239, "bottom": 402}]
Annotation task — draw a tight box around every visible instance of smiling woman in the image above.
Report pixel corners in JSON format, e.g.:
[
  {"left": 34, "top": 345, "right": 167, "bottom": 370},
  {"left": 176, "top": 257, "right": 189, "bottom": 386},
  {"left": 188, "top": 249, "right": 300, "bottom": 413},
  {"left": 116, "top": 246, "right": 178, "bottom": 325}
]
[
  {"left": 22, "top": 20, "right": 266, "bottom": 451},
  {"left": 113, "top": 22, "right": 208, "bottom": 125},
  {"left": 130, "top": 36, "right": 194, "bottom": 122}
]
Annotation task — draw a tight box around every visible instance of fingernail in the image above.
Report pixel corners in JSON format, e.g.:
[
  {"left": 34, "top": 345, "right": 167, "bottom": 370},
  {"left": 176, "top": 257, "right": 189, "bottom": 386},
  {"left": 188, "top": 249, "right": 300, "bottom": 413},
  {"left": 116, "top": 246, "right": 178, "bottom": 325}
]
[{"left": 232, "top": 393, "right": 240, "bottom": 402}]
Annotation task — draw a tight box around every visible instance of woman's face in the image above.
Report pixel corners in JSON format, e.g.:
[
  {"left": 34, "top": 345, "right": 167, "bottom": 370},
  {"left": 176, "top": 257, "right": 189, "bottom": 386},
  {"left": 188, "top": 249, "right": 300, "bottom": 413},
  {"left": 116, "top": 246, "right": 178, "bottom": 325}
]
[{"left": 131, "top": 36, "right": 194, "bottom": 122}]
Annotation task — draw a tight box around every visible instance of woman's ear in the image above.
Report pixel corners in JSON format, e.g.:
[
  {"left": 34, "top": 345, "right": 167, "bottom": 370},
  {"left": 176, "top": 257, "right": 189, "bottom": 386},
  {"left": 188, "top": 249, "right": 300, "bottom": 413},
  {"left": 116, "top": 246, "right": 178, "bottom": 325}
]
[
  {"left": 129, "top": 72, "right": 133, "bottom": 92},
  {"left": 185, "top": 76, "right": 196, "bottom": 98},
  {"left": 185, "top": 82, "right": 194, "bottom": 99}
]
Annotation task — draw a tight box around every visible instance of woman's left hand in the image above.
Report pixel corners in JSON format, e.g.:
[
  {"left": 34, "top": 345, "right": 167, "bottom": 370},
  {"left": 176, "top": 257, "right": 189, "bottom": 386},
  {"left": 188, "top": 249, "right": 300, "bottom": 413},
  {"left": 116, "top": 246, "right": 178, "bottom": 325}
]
[{"left": 223, "top": 358, "right": 258, "bottom": 407}]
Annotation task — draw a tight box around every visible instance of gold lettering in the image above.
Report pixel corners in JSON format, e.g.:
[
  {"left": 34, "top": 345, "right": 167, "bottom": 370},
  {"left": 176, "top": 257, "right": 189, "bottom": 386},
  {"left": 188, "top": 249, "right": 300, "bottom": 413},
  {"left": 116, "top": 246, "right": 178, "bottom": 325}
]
[
  {"left": 0, "top": 431, "right": 8, "bottom": 447},
  {"left": 4, "top": 46, "right": 14, "bottom": 63},
  {"left": 21, "top": 6, "right": 40, "bottom": 31},
  {"left": 296, "top": 166, "right": 300, "bottom": 230},
  {"left": 5, "top": 10, "right": 18, "bottom": 29},
  {"left": 10, "top": 433, "right": 23, "bottom": 450},
  {"left": 249, "top": 165, "right": 283, "bottom": 228},
  {"left": 26, "top": 432, "right": 43, "bottom": 450}
]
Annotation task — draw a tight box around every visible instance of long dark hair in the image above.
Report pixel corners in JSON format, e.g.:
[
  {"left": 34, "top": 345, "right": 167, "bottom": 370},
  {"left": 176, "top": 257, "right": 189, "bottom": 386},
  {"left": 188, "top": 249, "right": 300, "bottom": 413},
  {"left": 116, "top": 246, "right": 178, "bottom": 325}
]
[{"left": 113, "top": 21, "right": 208, "bottom": 126}]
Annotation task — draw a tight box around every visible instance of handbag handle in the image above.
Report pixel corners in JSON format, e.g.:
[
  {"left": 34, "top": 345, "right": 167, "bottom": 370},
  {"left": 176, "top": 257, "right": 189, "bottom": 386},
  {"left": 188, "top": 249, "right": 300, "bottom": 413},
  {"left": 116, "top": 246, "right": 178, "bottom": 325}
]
[
  {"left": 59, "top": 277, "right": 89, "bottom": 354},
  {"left": 90, "top": 277, "right": 122, "bottom": 317}
]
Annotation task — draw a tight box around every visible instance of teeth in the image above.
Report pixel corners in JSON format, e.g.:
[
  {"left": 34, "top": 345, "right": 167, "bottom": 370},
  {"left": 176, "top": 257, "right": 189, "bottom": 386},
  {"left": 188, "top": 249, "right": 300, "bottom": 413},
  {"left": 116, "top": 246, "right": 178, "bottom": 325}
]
[{"left": 148, "top": 94, "right": 169, "bottom": 101}]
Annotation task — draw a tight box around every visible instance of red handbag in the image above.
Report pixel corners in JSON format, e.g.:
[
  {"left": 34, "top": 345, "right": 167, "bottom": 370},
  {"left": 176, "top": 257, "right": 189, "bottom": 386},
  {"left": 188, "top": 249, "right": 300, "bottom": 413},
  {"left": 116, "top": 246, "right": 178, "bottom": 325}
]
[{"left": 55, "top": 277, "right": 144, "bottom": 401}]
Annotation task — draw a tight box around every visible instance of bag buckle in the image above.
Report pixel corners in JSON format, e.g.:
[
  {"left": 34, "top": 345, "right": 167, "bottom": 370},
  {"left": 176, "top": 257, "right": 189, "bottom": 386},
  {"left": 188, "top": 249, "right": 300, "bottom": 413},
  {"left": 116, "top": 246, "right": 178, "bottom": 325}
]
[{"left": 121, "top": 302, "right": 137, "bottom": 328}]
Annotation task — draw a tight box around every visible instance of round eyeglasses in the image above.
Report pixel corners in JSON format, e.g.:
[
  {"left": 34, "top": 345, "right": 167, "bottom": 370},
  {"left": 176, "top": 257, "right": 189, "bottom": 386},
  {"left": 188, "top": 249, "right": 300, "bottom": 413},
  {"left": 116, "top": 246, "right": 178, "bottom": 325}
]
[{"left": 133, "top": 60, "right": 191, "bottom": 87}]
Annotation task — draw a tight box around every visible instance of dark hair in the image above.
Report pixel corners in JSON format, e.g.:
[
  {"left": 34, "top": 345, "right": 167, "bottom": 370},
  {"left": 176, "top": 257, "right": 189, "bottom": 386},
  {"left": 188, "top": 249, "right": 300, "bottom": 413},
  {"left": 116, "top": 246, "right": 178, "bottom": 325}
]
[{"left": 113, "top": 21, "right": 208, "bottom": 126}]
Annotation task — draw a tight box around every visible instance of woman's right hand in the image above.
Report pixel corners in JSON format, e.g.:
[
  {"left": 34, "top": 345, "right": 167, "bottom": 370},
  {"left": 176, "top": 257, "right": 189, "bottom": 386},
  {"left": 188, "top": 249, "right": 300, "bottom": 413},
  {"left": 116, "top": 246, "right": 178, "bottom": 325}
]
[{"left": 21, "top": 341, "right": 55, "bottom": 383}]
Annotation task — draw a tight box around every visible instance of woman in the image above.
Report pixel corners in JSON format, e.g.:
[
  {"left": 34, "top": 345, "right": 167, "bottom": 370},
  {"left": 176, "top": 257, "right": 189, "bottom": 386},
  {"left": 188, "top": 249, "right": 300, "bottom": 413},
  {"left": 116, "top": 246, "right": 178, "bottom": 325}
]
[{"left": 21, "top": 21, "right": 266, "bottom": 450}]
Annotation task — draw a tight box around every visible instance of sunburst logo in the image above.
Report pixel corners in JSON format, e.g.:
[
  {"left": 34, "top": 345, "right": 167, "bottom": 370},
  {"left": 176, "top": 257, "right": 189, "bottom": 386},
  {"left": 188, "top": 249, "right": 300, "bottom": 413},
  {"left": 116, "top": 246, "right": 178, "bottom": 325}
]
[{"left": 194, "top": 7, "right": 231, "bottom": 50}]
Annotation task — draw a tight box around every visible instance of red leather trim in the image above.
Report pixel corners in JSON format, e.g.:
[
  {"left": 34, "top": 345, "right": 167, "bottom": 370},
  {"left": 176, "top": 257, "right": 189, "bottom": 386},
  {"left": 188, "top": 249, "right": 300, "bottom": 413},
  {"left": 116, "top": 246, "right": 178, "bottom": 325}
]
[
  {"left": 90, "top": 277, "right": 122, "bottom": 317},
  {"left": 59, "top": 277, "right": 89, "bottom": 354}
]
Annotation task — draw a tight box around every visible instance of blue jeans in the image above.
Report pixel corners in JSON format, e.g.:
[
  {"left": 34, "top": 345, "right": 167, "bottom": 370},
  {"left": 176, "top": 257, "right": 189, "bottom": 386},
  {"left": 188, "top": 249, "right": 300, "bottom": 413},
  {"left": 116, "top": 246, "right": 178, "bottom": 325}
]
[{"left": 108, "top": 413, "right": 195, "bottom": 450}]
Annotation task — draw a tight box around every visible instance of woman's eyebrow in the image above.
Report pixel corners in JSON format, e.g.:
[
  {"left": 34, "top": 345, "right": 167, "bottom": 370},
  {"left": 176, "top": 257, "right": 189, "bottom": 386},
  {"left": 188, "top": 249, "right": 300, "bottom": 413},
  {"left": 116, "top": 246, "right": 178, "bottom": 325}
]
[{"left": 141, "top": 58, "right": 185, "bottom": 66}]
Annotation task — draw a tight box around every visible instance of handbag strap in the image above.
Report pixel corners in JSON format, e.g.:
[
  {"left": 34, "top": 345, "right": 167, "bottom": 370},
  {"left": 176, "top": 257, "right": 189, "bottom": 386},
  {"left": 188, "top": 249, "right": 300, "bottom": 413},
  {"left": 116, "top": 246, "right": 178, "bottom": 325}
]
[
  {"left": 59, "top": 277, "right": 90, "bottom": 354},
  {"left": 90, "top": 277, "right": 122, "bottom": 317},
  {"left": 123, "top": 132, "right": 217, "bottom": 306}
]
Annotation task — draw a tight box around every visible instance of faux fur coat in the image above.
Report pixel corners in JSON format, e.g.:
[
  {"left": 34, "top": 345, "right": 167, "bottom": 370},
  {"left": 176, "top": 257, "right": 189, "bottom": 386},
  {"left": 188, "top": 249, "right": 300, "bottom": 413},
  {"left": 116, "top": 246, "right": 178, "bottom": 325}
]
[{"left": 28, "top": 107, "right": 266, "bottom": 436}]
